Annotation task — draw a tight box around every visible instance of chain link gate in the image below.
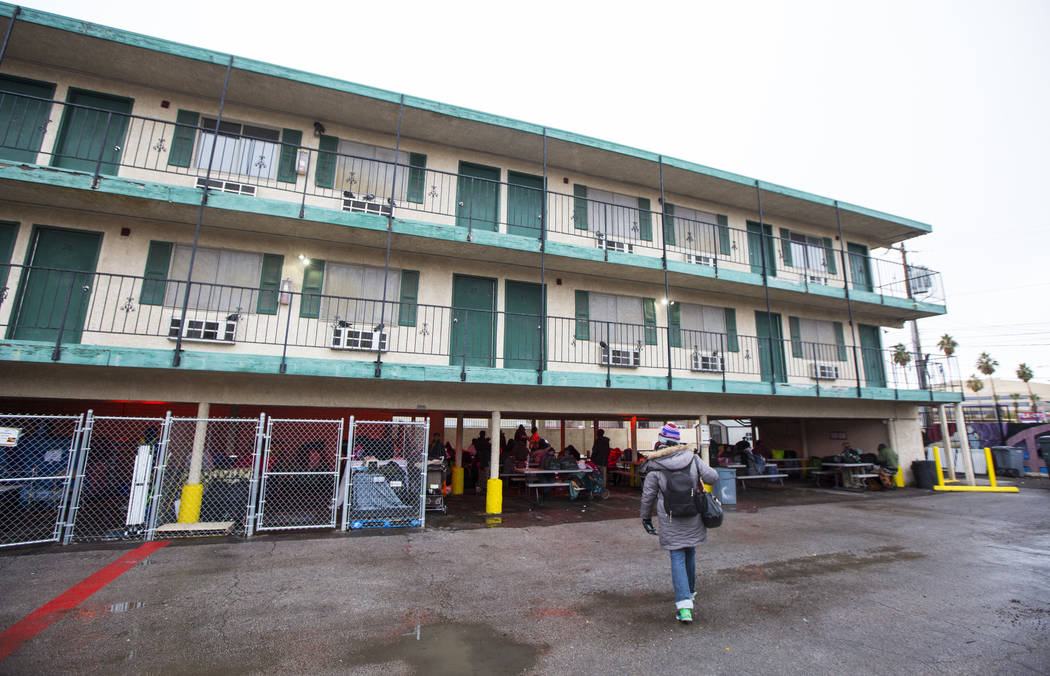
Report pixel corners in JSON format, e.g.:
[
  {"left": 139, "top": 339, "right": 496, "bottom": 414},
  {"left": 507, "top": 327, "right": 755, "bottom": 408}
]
[
  {"left": 342, "top": 419, "right": 429, "bottom": 530},
  {"left": 63, "top": 413, "right": 170, "bottom": 543},
  {"left": 150, "top": 416, "right": 265, "bottom": 539},
  {"left": 0, "top": 414, "right": 84, "bottom": 548},
  {"left": 255, "top": 418, "right": 344, "bottom": 531}
]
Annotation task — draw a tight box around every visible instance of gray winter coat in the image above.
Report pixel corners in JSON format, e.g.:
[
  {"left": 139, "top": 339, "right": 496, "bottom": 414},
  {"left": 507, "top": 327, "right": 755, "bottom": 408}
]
[{"left": 639, "top": 444, "right": 719, "bottom": 551}]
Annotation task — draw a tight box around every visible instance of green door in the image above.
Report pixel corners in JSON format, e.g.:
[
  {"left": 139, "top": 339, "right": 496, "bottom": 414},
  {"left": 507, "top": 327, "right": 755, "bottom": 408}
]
[
  {"left": 747, "top": 221, "right": 776, "bottom": 276},
  {"left": 10, "top": 227, "right": 102, "bottom": 343},
  {"left": 0, "top": 75, "right": 56, "bottom": 163},
  {"left": 455, "top": 162, "right": 500, "bottom": 232},
  {"left": 847, "top": 242, "right": 873, "bottom": 292},
  {"left": 755, "top": 311, "right": 787, "bottom": 383},
  {"left": 858, "top": 324, "right": 886, "bottom": 388},
  {"left": 504, "top": 280, "right": 544, "bottom": 369},
  {"left": 507, "top": 171, "right": 543, "bottom": 238},
  {"left": 450, "top": 275, "right": 496, "bottom": 367},
  {"left": 52, "top": 89, "right": 133, "bottom": 175}
]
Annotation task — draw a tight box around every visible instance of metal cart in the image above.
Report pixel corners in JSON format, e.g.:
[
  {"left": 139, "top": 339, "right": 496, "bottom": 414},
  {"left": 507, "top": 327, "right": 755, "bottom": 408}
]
[{"left": 425, "top": 460, "right": 447, "bottom": 514}]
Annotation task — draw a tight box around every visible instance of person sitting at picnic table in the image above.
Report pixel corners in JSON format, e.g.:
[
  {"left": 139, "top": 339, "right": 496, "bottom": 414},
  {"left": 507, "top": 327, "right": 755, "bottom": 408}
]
[
  {"left": 752, "top": 439, "right": 772, "bottom": 459},
  {"left": 876, "top": 443, "right": 898, "bottom": 488}
]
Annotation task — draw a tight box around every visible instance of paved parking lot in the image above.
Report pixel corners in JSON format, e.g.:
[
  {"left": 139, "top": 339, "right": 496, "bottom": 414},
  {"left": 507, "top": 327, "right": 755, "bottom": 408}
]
[{"left": 1, "top": 484, "right": 1047, "bottom": 675}]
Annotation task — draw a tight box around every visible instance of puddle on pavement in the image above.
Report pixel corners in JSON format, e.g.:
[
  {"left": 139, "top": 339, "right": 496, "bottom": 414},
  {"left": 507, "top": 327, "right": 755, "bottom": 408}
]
[
  {"left": 721, "top": 546, "right": 924, "bottom": 582},
  {"left": 76, "top": 601, "right": 147, "bottom": 620},
  {"left": 345, "top": 622, "right": 540, "bottom": 675}
]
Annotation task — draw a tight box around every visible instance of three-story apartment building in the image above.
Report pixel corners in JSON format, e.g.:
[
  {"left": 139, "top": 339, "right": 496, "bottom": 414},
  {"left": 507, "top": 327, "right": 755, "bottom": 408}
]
[{"left": 0, "top": 5, "right": 961, "bottom": 494}]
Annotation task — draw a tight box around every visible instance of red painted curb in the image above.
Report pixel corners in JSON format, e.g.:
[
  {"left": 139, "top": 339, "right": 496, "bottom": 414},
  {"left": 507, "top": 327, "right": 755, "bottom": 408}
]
[{"left": 0, "top": 541, "right": 169, "bottom": 661}]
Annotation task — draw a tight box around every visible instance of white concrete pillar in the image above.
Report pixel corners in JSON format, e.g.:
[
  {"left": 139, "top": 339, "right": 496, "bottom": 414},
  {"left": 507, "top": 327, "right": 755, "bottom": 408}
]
[
  {"left": 488, "top": 411, "right": 501, "bottom": 481},
  {"left": 937, "top": 405, "right": 956, "bottom": 479},
  {"left": 698, "top": 414, "right": 709, "bottom": 464},
  {"left": 187, "top": 402, "right": 210, "bottom": 485},
  {"left": 955, "top": 402, "right": 976, "bottom": 486}
]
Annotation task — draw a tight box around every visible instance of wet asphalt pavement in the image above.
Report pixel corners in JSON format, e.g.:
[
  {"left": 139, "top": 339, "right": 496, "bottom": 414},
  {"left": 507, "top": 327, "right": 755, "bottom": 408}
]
[{"left": 0, "top": 483, "right": 1047, "bottom": 675}]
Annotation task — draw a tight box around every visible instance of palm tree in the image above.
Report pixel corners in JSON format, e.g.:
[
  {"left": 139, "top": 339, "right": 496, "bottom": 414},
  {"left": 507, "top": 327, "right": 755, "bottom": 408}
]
[
  {"left": 1017, "top": 363, "right": 1034, "bottom": 408},
  {"left": 976, "top": 352, "right": 999, "bottom": 404},
  {"left": 966, "top": 374, "right": 984, "bottom": 395},
  {"left": 1009, "top": 393, "right": 1022, "bottom": 421},
  {"left": 1032, "top": 393, "right": 1043, "bottom": 413},
  {"left": 937, "top": 334, "right": 958, "bottom": 358}
]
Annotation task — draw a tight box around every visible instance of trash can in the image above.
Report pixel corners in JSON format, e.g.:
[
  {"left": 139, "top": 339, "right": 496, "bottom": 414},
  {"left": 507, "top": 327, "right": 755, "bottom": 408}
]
[
  {"left": 989, "top": 446, "right": 1024, "bottom": 477},
  {"left": 715, "top": 467, "right": 737, "bottom": 506},
  {"left": 911, "top": 460, "right": 937, "bottom": 489}
]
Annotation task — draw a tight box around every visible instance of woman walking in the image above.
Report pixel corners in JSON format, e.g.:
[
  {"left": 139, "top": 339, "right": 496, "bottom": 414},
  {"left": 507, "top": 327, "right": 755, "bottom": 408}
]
[{"left": 640, "top": 423, "right": 719, "bottom": 624}]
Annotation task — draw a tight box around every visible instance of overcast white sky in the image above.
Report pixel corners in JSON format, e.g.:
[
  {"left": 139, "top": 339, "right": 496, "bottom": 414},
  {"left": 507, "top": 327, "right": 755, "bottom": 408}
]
[{"left": 17, "top": 0, "right": 1050, "bottom": 384}]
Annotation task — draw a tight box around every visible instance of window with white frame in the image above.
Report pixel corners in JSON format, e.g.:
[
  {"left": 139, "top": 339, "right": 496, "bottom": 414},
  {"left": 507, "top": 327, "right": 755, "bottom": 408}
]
[
  {"left": 196, "top": 118, "right": 281, "bottom": 180},
  {"left": 789, "top": 233, "right": 828, "bottom": 276},
  {"left": 590, "top": 292, "right": 644, "bottom": 345},
  {"left": 164, "top": 245, "right": 263, "bottom": 312},
  {"left": 672, "top": 205, "right": 719, "bottom": 253},
  {"left": 678, "top": 303, "right": 727, "bottom": 353},
  {"left": 587, "top": 188, "right": 640, "bottom": 241},
  {"left": 796, "top": 318, "right": 839, "bottom": 362},
  {"left": 319, "top": 262, "right": 401, "bottom": 324},
  {"left": 338, "top": 140, "right": 409, "bottom": 201}
]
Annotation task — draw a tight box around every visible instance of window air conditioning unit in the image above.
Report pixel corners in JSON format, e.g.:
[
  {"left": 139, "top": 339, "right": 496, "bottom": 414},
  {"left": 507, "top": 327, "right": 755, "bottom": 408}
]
[
  {"left": 168, "top": 317, "right": 236, "bottom": 343},
  {"left": 343, "top": 195, "right": 392, "bottom": 217},
  {"left": 691, "top": 352, "right": 724, "bottom": 373},
  {"left": 907, "top": 265, "right": 933, "bottom": 296},
  {"left": 807, "top": 274, "right": 828, "bottom": 285},
  {"left": 332, "top": 325, "right": 388, "bottom": 351},
  {"left": 595, "top": 235, "right": 633, "bottom": 254},
  {"left": 686, "top": 253, "right": 716, "bottom": 266},
  {"left": 197, "top": 177, "right": 256, "bottom": 196},
  {"left": 600, "top": 345, "right": 641, "bottom": 368},
  {"left": 810, "top": 363, "right": 839, "bottom": 380}
]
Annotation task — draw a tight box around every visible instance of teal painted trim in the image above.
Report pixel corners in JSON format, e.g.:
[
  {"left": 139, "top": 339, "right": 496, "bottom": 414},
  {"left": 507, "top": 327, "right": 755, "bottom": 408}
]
[
  {"left": 0, "top": 2, "right": 931, "bottom": 237},
  {"left": 0, "top": 163, "right": 945, "bottom": 319},
  {"left": 0, "top": 339, "right": 963, "bottom": 401}
]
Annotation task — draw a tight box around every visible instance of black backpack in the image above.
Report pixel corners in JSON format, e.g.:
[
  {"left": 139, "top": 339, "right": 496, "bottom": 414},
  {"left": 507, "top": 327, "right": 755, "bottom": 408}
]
[{"left": 660, "top": 462, "right": 701, "bottom": 519}]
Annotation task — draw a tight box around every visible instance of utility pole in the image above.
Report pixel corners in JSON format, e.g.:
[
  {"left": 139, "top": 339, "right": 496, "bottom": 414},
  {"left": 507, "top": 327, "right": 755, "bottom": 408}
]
[{"left": 898, "top": 243, "right": 927, "bottom": 389}]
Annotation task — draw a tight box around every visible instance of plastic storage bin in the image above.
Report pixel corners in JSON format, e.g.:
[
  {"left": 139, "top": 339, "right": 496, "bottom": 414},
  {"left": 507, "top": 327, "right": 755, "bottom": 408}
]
[{"left": 715, "top": 467, "right": 737, "bottom": 506}]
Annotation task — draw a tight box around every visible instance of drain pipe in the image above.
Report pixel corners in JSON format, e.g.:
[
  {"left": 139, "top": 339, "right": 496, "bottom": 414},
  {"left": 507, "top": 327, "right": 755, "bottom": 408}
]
[{"left": 375, "top": 94, "right": 404, "bottom": 378}]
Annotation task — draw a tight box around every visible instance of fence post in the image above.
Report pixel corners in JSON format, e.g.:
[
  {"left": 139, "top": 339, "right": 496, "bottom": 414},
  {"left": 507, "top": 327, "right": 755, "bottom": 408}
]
[
  {"left": 341, "top": 415, "right": 356, "bottom": 531},
  {"left": 245, "top": 412, "right": 267, "bottom": 537},
  {"left": 298, "top": 146, "right": 312, "bottom": 219},
  {"left": 458, "top": 314, "right": 467, "bottom": 382},
  {"left": 61, "top": 412, "right": 91, "bottom": 545},
  {"left": 91, "top": 111, "right": 114, "bottom": 189},
  {"left": 146, "top": 411, "right": 173, "bottom": 541}
]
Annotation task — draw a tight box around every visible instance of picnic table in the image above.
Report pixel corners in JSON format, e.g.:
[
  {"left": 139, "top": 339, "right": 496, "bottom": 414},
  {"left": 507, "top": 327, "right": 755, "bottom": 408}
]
[
  {"left": 521, "top": 467, "right": 589, "bottom": 503},
  {"left": 820, "top": 462, "right": 877, "bottom": 489}
]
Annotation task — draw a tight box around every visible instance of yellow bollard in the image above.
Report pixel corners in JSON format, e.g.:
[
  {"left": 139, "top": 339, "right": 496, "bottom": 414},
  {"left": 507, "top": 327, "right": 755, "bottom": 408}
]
[
  {"left": 451, "top": 466, "right": 464, "bottom": 495},
  {"left": 177, "top": 483, "right": 203, "bottom": 523},
  {"left": 985, "top": 447, "right": 997, "bottom": 488},
  {"left": 894, "top": 465, "right": 904, "bottom": 488},
  {"left": 485, "top": 478, "right": 502, "bottom": 514},
  {"left": 932, "top": 446, "right": 946, "bottom": 487},
  {"left": 933, "top": 446, "right": 1018, "bottom": 492}
]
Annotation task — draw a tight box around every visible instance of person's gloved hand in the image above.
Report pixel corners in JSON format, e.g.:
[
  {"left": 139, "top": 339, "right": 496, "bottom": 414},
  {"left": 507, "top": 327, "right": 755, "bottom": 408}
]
[{"left": 642, "top": 518, "right": 656, "bottom": 535}]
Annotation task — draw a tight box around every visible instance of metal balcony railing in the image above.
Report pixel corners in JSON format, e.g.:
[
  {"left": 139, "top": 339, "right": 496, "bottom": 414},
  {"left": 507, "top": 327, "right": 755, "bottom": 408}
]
[
  {"left": 0, "top": 264, "right": 959, "bottom": 396},
  {"left": 0, "top": 92, "right": 944, "bottom": 306}
]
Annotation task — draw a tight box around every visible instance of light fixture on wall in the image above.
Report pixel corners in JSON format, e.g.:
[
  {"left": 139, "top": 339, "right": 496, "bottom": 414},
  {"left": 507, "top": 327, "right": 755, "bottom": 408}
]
[
  {"left": 313, "top": 121, "right": 326, "bottom": 137},
  {"left": 298, "top": 253, "right": 311, "bottom": 266}
]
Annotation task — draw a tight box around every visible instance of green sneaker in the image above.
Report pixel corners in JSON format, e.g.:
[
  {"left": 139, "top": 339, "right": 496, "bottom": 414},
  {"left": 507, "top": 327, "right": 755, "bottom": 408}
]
[{"left": 676, "top": 608, "right": 693, "bottom": 624}]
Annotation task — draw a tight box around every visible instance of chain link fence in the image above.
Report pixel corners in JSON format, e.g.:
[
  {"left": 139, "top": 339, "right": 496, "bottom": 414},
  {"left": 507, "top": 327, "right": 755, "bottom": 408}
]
[
  {"left": 64, "top": 415, "right": 167, "bottom": 543},
  {"left": 0, "top": 414, "right": 83, "bottom": 548},
  {"left": 256, "top": 418, "right": 344, "bottom": 531},
  {"left": 150, "top": 417, "right": 264, "bottom": 539},
  {"left": 342, "top": 420, "right": 429, "bottom": 530}
]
